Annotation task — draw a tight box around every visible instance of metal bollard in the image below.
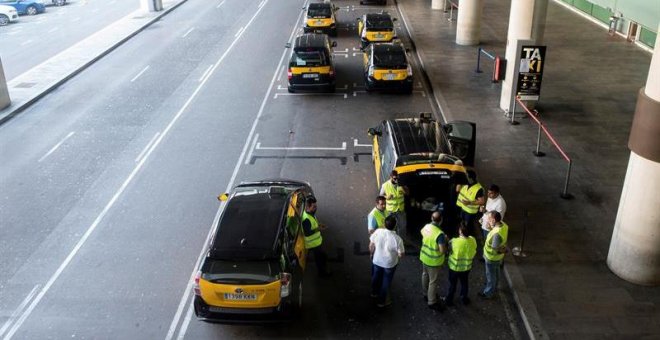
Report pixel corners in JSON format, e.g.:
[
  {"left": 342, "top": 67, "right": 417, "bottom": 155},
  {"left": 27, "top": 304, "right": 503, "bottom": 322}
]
[
  {"left": 512, "top": 210, "right": 528, "bottom": 257},
  {"left": 533, "top": 122, "right": 545, "bottom": 157}
]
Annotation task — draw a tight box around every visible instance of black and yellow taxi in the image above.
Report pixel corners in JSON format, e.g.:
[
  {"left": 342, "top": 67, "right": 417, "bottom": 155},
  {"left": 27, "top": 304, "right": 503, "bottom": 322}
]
[
  {"left": 357, "top": 12, "right": 397, "bottom": 49},
  {"left": 194, "top": 180, "right": 314, "bottom": 323},
  {"left": 287, "top": 33, "right": 337, "bottom": 93},
  {"left": 368, "top": 113, "right": 476, "bottom": 235},
  {"left": 363, "top": 42, "right": 413, "bottom": 93},
  {"left": 303, "top": 1, "right": 337, "bottom": 37}
]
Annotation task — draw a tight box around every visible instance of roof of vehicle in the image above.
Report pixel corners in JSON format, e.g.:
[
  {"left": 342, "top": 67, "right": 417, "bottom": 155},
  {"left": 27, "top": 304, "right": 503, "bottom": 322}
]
[
  {"left": 372, "top": 42, "right": 405, "bottom": 56},
  {"left": 365, "top": 13, "right": 393, "bottom": 28},
  {"left": 294, "top": 33, "right": 329, "bottom": 50},
  {"left": 388, "top": 118, "right": 452, "bottom": 156},
  {"left": 308, "top": 2, "right": 332, "bottom": 9}
]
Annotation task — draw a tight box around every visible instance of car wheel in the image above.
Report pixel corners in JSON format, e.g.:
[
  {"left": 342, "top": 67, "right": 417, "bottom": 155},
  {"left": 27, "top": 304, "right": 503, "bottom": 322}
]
[
  {"left": 288, "top": 87, "right": 295, "bottom": 93},
  {"left": 26, "top": 5, "right": 38, "bottom": 15},
  {"left": 0, "top": 15, "right": 9, "bottom": 26}
]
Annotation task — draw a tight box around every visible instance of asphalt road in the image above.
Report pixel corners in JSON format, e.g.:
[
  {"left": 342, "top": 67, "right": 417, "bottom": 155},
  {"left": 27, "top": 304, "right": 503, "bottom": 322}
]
[
  {"left": 0, "top": 0, "right": 527, "bottom": 338},
  {"left": 0, "top": 0, "right": 139, "bottom": 80}
]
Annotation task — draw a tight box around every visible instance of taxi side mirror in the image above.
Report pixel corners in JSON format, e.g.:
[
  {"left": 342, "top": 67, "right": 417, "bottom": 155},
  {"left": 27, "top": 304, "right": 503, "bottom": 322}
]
[
  {"left": 218, "top": 193, "right": 229, "bottom": 201},
  {"left": 331, "top": 41, "right": 337, "bottom": 47},
  {"left": 367, "top": 127, "right": 382, "bottom": 136}
]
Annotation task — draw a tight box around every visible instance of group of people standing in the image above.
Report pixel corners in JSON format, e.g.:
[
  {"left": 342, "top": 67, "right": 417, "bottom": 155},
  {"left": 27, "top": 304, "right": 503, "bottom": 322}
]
[{"left": 367, "top": 169, "right": 509, "bottom": 309}]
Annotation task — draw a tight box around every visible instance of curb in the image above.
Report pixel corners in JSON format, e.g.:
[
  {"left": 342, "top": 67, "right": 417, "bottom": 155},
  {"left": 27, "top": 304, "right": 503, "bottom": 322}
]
[
  {"left": 0, "top": 0, "right": 188, "bottom": 126},
  {"left": 393, "top": 1, "right": 548, "bottom": 339}
]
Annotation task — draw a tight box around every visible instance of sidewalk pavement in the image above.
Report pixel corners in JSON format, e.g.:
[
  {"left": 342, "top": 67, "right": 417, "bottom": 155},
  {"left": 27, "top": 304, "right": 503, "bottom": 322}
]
[
  {"left": 396, "top": 0, "right": 660, "bottom": 338},
  {"left": 1, "top": 0, "right": 658, "bottom": 338},
  {"left": 0, "top": 0, "right": 187, "bottom": 125}
]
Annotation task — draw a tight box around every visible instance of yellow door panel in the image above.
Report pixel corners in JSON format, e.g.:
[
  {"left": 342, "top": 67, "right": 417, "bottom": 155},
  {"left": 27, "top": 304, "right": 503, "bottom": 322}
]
[
  {"left": 372, "top": 136, "right": 382, "bottom": 188},
  {"left": 294, "top": 232, "right": 307, "bottom": 270},
  {"left": 199, "top": 279, "right": 281, "bottom": 308}
]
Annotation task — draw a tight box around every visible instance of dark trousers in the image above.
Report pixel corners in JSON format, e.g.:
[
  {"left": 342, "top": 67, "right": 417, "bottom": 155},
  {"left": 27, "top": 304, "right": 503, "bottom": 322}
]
[
  {"left": 460, "top": 211, "right": 480, "bottom": 235},
  {"left": 446, "top": 269, "right": 470, "bottom": 302},
  {"left": 371, "top": 264, "right": 397, "bottom": 305},
  {"left": 310, "top": 246, "right": 328, "bottom": 276}
]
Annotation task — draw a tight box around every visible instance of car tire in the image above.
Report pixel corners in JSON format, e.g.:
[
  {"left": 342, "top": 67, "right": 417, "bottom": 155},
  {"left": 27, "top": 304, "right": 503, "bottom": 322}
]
[
  {"left": 26, "top": 5, "right": 38, "bottom": 15},
  {"left": 288, "top": 87, "right": 295, "bottom": 93},
  {"left": 0, "top": 15, "right": 9, "bottom": 26}
]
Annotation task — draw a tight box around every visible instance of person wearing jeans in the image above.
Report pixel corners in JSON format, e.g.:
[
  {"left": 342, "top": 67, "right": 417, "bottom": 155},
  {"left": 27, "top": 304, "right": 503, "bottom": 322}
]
[
  {"left": 369, "top": 215, "right": 405, "bottom": 307},
  {"left": 480, "top": 211, "right": 509, "bottom": 298}
]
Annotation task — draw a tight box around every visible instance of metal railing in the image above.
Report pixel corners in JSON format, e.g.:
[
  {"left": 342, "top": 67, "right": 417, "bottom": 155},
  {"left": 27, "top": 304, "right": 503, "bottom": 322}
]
[{"left": 513, "top": 96, "right": 573, "bottom": 199}]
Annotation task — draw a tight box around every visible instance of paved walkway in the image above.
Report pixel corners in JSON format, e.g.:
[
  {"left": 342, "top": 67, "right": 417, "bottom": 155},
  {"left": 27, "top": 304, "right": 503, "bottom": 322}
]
[
  {"left": 397, "top": 0, "right": 659, "bottom": 338},
  {"left": 1, "top": 0, "right": 658, "bottom": 338}
]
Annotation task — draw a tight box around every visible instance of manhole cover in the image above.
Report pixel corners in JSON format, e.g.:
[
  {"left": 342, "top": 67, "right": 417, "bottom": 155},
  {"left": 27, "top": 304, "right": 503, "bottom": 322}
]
[{"left": 14, "top": 82, "right": 37, "bottom": 88}]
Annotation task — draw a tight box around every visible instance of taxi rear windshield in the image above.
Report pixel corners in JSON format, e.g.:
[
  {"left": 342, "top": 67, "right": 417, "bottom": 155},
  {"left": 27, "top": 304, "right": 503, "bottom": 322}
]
[
  {"left": 366, "top": 20, "right": 393, "bottom": 31},
  {"left": 290, "top": 50, "right": 328, "bottom": 67},
  {"left": 307, "top": 5, "right": 331, "bottom": 18},
  {"left": 373, "top": 50, "right": 407, "bottom": 68}
]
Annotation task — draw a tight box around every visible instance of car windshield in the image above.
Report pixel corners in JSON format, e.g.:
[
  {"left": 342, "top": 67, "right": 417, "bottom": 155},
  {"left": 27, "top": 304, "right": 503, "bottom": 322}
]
[
  {"left": 373, "top": 49, "right": 407, "bottom": 68},
  {"left": 308, "top": 5, "right": 331, "bottom": 18},
  {"left": 291, "top": 50, "right": 327, "bottom": 67}
]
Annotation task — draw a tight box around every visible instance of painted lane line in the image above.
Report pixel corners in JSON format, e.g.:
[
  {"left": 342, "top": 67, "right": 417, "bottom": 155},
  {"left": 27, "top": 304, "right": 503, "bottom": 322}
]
[
  {"left": 182, "top": 27, "right": 195, "bottom": 38},
  {"left": 234, "top": 26, "right": 244, "bottom": 38},
  {"left": 170, "top": 2, "right": 311, "bottom": 338},
  {"left": 135, "top": 132, "right": 160, "bottom": 163},
  {"left": 0, "top": 285, "right": 39, "bottom": 338},
  {"left": 277, "top": 65, "right": 286, "bottom": 82},
  {"left": 256, "top": 141, "right": 347, "bottom": 151},
  {"left": 354, "top": 139, "right": 372, "bottom": 148},
  {"left": 6, "top": 3, "right": 275, "bottom": 340},
  {"left": 20, "top": 40, "right": 32, "bottom": 46},
  {"left": 335, "top": 48, "right": 348, "bottom": 53},
  {"left": 176, "top": 305, "right": 195, "bottom": 340},
  {"left": 38, "top": 131, "right": 75, "bottom": 163},
  {"left": 258, "top": 0, "right": 266, "bottom": 8},
  {"left": 198, "top": 64, "right": 214, "bottom": 82},
  {"left": 216, "top": 0, "right": 225, "bottom": 8},
  {"left": 244, "top": 133, "right": 259, "bottom": 165},
  {"left": 166, "top": 1, "right": 282, "bottom": 338},
  {"left": 130, "top": 65, "right": 150, "bottom": 82}
]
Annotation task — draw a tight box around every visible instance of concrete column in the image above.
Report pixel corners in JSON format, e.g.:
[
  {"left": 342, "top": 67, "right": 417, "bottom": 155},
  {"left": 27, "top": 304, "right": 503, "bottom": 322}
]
[
  {"left": 0, "top": 58, "right": 10, "bottom": 111},
  {"left": 140, "top": 0, "right": 162, "bottom": 12},
  {"left": 607, "top": 25, "right": 660, "bottom": 286},
  {"left": 431, "top": 0, "right": 443, "bottom": 11},
  {"left": 499, "top": 0, "right": 534, "bottom": 111},
  {"left": 531, "top": 0, "right": 549, "bottom": 44},
  {"left": 456, "top": 0, "right": 484, "bottom": 46}
]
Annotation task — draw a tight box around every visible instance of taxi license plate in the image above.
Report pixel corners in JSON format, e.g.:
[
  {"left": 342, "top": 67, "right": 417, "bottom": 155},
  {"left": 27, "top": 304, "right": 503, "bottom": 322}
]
[
  {"left": 374, "top": 33, "right": 385, "bottom": 39},
  {"left": 303, "top": 73, "right": 319, "bottom": 79},
  {"left": 384, "top": 73, "right": 396, "bottom": 80},
  {"left": 224, "top": 293, "right": 257, "bottom": 301}
]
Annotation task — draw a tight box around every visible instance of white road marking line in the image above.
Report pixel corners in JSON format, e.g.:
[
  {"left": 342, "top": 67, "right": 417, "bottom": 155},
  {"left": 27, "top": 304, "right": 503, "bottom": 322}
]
[
  {"left": 135, "top": 132, "right": 160, "bottom": 163},
  {"left": 335, "top": 48, "right": 348, "bottom": 53},
  {"left": 7, "top": 3, "right": 275, "bottom": 340},
  {"left": 234, "top": 26, "right": 244, "bottom": 37},
  {"left": 166, "top": 1, "right": 280, "bottom": 338},
  {"left": 176, "top": 304, "right": 195, "bottom": 340},
  {"left": 352, "top": 47, "right": 361, "bottom": 51},
  {"left": 499, "top": 290, "right": 523, "bottom": 340},
  {"left": 47, "top": 27, "right": 59, "bottom": 33},
  {"left": 182, "top": 27, "right": 195, "bottom": 38},
  {"left": 216, "top": 0, "right": 225, "bottom": 8},
  {"left": 38, "top": 131, "right": 75, "bottom": 163},
  {"left": 256, "top": 141, "right": 347, "bottom": 151},
  {"left": 352, "top": 52, "right": 363, "bottom": 57},
  {"left": 130, "top": 65, "right": 150, "bottom": 82},
  {"left": 354, "top": 139, "right": 372, "bottom": 148},
  {"left": 258, "top": 0, "right": 266, "bottom": 8},
  {"left": 20, "top": 40, "right": 32, "bottom": 46},
  {"left": 198, "top": 64, "right": 214, "bottom": 82},
  {"left": 244, "top": 133, "right": 259, "bottom": 165},
  {"left": 277, "top": 65, "right": 286, "bottom": 82},
  {"left": 0, "top": 285, "right": 39, "bottom": 338}
]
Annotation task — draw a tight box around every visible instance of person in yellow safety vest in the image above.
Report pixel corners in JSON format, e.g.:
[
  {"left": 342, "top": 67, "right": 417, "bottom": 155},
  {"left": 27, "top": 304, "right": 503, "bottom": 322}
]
[
  {"left": 419, "top": 211, "right": 447, "bottom": 311},
  {"left": 367, "top": 196, "right": 387, "bottom": 235},
  {"left": 302, "top": 196, "right": 331, "bottom": 277},
  {"left": 444, "top": 222, "right": 477, "bottom": 306},
  {"left": 479, "top": 211, "right": 509, "bottom": 299},
  {"left": 456, "top": 170, "right": 485, "bottom": 234},
  {"left": 380, "top": 170, "right": 409, "bottom": 235}
]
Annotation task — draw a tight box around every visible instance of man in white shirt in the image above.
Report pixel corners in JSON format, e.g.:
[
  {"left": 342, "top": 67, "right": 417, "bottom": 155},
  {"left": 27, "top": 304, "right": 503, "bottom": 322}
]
[
  {"left": 369, "top": 215, "right": 405, "bottom": 308},
  {"left": 480, "top": 184, "right": 506, "bottom": 242}
]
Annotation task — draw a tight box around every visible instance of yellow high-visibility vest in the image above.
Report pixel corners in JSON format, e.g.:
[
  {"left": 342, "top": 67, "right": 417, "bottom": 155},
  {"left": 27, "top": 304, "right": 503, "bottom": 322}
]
[{"left": 303, "top": 211, "right": 322, "bottom": 249}]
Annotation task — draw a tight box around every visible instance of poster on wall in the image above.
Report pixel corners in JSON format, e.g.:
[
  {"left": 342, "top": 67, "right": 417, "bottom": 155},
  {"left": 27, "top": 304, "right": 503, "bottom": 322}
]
[{"left": 516, "top": 45, "right": 546, "bottom": 101}]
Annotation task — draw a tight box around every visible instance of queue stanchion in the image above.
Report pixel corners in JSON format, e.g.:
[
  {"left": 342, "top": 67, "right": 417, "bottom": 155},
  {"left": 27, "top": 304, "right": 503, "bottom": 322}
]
[
  {"left": 533, "top": 121, "right": 545, "bottom": 157},
  {"left": 560, "top": 160, "right": 574, "bottom": 199},
  {"left": 512, "top": 210, "right": 528, "bottom": 258},
  {"left": 476, "top": 47, "right": 482, "bottom": 73},
  {"left": 510, "top": 96, "right": 520, "bottom": 125}
]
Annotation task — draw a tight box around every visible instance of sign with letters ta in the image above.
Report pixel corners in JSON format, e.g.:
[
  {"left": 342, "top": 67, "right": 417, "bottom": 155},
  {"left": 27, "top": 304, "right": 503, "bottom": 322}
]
[{"left": 516, "top": 46, "right": 546, "bottom": 101}]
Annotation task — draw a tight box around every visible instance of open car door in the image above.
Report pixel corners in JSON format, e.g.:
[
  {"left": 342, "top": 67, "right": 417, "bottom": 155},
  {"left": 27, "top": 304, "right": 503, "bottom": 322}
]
[{"left": 444, "top": 121, "right": 476, "bottom": 167}]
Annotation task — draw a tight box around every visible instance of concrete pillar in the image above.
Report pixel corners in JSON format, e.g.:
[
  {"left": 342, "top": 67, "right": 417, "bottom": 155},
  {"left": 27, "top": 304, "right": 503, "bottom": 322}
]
[
  {"left": 431, "top": 0, "right": 443, "bottom": 11},
  {"left": 499, "top": 0, "right": 534, "bottom": 111},
  {"left": 531, "top": 0, "right": 549, "bottom": 44},
  {"left": 607, "top": 25, "right": 660, "bottom": 286},
  {"left": 0, "top": 58, "right": 10, "bottom": 111},
  {"left": 140, "top": 0, "right": 162, "bottom": 12},
  {"left": 456, "top": 0, "right": 484, "bottom": 46}
]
